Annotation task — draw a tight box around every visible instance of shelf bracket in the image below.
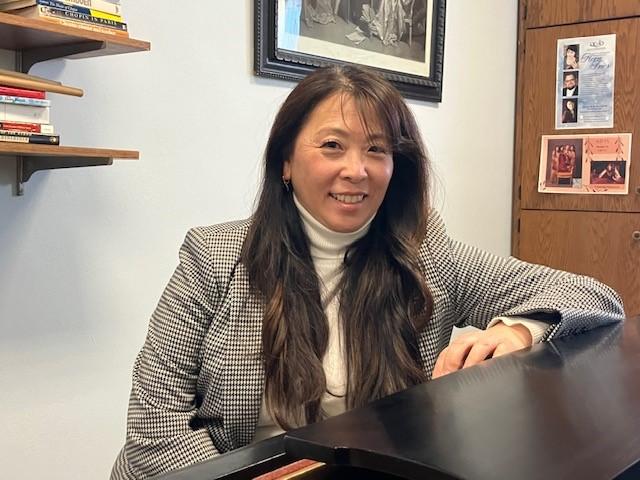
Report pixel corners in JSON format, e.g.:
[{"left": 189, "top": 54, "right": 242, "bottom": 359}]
[
  {"left": 18, "top": 41, "right": 105, "bottom": 73},
  {"left": 16, "top": 155, "right": 113, "bottom": 196}
]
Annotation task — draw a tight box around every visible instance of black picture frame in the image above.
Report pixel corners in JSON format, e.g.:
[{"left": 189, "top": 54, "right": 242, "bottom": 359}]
[{"left": 254, "top": 0, "right": 446, "bottom": 102}]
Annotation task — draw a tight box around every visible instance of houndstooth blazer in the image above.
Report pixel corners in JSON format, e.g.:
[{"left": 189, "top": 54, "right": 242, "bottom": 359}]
[{"left": 111, "top": 211, "right": 623, "bottom": 479}]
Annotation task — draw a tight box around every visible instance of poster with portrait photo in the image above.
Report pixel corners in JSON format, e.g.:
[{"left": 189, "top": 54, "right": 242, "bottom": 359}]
[
  {"left": 555, "top": 34, "right": 616, "bottom": 129},
  {"left": 538, "top": 133, "right": 632, "bottom": 194}
]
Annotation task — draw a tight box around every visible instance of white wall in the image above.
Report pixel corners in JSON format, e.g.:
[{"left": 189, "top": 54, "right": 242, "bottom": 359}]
[{"left": 0, "top": 1, "right": 517, "bottom": 478}]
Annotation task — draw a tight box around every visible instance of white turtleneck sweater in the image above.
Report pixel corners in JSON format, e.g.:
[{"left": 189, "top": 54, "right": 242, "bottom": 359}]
[
  {"left": 252, "top": 195, "right": 372, "bottom": 442},
  {"left": 251, "top": 196, "right": 547, "bottom": 442}
]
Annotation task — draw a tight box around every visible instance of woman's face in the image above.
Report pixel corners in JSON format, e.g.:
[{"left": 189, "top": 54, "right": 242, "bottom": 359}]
[
  {"left": 567, "top": 101, "right": 575, "bottom": 111},
  {"left": 283, "top": 93, "right": 394, "bottom": 233},
  {"left": 566, "top": 48, "right": 576, "bottom": 60}
]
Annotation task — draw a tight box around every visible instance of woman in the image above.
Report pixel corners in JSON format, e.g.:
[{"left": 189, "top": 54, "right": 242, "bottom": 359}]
[
  {"left": 562, "top": 99, "right": 577, "bottom": 123},
  {"left": 564, "top": 45, "right": 579, "bottom": 70},
  {"left": 549, "top": 145, "right": 561, "bottom": 184},
  {"left": 361, "top": 0, "right": 414, "bottom": 46},
  {"left": 303, "top": 0, "right": 335, "bottom": 26},
  {"left": 111, "top": 65, "right": 623, "bottom": 479},
  {"left": 598, "top": 162, "right": 623, "bottom": 183}
]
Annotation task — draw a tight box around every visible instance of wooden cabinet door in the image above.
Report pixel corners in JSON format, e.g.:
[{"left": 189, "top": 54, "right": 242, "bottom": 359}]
[
  {"left": 525, "top": 0, "right": 640, "bottom": 28},
  {"left": 519, "top": 17, "right": 640, "bottom": 213},
  {"left": 519, "top": 210, "right": 640, "bottom": 316}
]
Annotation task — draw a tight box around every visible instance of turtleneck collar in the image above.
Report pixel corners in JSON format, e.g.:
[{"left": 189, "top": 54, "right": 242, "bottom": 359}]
[{"left": 293, "top": 194, "right": 373, "bottom": 260}]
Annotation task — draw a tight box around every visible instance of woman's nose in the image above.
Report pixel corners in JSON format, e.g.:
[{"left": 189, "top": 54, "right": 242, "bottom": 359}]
[{"left": 341, "top": 151, "right": 367, "bottom": 182}]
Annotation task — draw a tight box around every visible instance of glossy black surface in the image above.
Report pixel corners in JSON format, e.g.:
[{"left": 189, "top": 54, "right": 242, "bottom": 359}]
[
  {"left": 153, "top": 319, "right": 640, "bottom": 479},
  {"left": 152, "top": 433, "right": 291, "bottom": 480},
  {"left": 284, "top": 319, "right": 640, "bottom": 479}
]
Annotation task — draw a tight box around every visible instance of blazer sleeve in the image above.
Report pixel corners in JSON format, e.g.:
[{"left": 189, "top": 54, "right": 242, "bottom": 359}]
[
  {"left": 427, "top": 213, "right": 624, "bottom": 339},
  {"left": 111, "top": 228, "right": 220, "bottom": 479}
]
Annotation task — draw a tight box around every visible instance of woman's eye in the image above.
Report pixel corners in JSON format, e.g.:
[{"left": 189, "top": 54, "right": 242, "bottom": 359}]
[
  {"left": 322, "top": 140, "right": 341, "bottom": 149},
  {"left": 369, "top": 145, "right": 388, "bottom": 154}
]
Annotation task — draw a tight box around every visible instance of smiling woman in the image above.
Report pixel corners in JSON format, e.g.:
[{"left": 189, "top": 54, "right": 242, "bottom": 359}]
[
  {"left": 110, "top": 65, "right": 624, "bottom": 479},
  {"left": 282, "top": 93, "right": 394, "bottom": 233}
]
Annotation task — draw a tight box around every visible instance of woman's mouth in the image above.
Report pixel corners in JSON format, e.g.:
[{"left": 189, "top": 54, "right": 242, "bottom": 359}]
[{"left": 330, "top": 193, "right": 366, "bottom": 204}]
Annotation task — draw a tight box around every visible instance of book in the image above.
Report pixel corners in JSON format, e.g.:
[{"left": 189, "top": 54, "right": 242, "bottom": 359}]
[
  {"left": 0, "top": 103, "right": 50, "bottom": 123},
  {"left": 15, "top": 3, "right": 128, "bottom": 33},
  {"left": 61, "top": 0, "right": 121, "bottom": 15},
  {"left": 0, "top": 0, "right": 122, "bottom": 15},
  {"left": 25, "top": 0, "right": 122, "bottom": 21},
  {"left": 0, "top": 120, "right": 54, "bottom": 134},
  {"left": 32, "top": 14, "right": 129, "bottom": 37},
  {"left": 0, "top": 95, "right": 51, "bottom": 107},
  {"left": 0, "top": 131, "right": 59, "bottom": 145},
  {"left": 0, "top": 85, "right": 46, "bottom": 99}
]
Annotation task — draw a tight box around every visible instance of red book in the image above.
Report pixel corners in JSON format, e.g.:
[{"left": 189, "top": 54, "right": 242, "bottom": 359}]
[
  {"left": 0, "top": 85, "right": 46, "bottom": 99},
  {"left": 0, "top": 121, "right": 54, "bottom": 134}
]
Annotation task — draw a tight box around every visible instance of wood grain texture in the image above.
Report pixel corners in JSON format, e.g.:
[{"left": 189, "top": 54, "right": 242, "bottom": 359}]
[
  {"left": 526, "top": 0, "right": 640, "bottom": 28},
  {"left": 519, "top": 209, "right": 640, "bottom": 316},
  {"left": 0, "top": 71, "right": 83, "bottom": 96},
  {"left": 520, "top": 18, "right": 640, "bottom": 213},
  {"left": 511, "top": 0, "right": 528, "bottom": 257},
  {"left": 0, "top": 12, "right": 150, "bottom": 55},
  {"left": 0, "top": 143, "right": 138, "bottom": 158}
]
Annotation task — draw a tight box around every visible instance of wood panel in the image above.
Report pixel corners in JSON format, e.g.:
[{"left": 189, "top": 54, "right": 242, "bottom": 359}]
[
  {"left": 519, "top": 209, "right": 640, "bottom": 316},
  {"left": 511, "top": 0, "right": 528, "bottom": 257},
  {"left": 519, "top": 18, "right": 640, "bottom": 213},
  {"left": 525, "top": 0, "right": 640, "bottom": 28}
]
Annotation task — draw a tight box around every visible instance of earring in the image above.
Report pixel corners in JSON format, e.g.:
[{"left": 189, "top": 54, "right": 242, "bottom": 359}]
[{"left": 282, "top": 176, "right": 291, "bottom": 192}]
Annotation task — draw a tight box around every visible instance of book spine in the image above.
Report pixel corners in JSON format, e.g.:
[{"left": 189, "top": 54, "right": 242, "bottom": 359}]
[
  {"left": 0, "top": 104, "right": 50, "bottom": 124},
  {"left": 56, "top": 0, "right": 122, "bottom": 16},
  {"left": 37, "top": 0, "right": 122, "bottom": 21},
  {"left": 0, "top": 131, "right": 60, "bottom": 145},
  {"left": 0, "top": 86, "right": 46, "bottom": 99},
  {"left": 35, "top": 14, "right": 129, "bottom": 36},
  {"left": 35, "top": 3, "right": 127, "bottom": 30},
  {"left": 0, "top": 95, "right": 51, "bottom": 107},
  {"left": 0, "top": 121, "right": 54, "bottom": 134}
]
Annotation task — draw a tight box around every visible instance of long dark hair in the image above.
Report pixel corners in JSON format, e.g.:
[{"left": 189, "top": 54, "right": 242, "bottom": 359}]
[{"left": 241, "top": 65, "right": 433, "bottom": 429}]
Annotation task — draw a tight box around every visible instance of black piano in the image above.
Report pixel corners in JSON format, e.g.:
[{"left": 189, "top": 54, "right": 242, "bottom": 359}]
[{"left": 155, "top": 318, "right": 640, "bottom": 479}]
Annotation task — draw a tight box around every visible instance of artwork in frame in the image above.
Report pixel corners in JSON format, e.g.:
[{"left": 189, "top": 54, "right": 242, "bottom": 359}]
[{"left": 254, "top": 0, "right": 446, "bottom": 102}]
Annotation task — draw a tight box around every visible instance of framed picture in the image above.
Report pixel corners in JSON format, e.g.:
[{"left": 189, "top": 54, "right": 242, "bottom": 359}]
[{"left": 254, "top": 0, "right": 446, "bottom": 102}]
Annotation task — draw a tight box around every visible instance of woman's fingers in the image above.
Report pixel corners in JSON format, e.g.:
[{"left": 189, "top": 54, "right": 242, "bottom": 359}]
[
  {"left": 492, "top": 342, "right": 513, "bottom": 358},
  {"left": 431, "top": 324, "right": 532, "bottom": 379},
  {"left": 462, "top": 340, "right": 499, "bottom": 368},
  {"left": 440, "top": 337, "right": 474, "bottom": 373},
  {"left": 432, "top": 336, "right": 475, "bottom": 378},
  {"left": 432, "top": 350, "right": 446, "bottom": 378}
]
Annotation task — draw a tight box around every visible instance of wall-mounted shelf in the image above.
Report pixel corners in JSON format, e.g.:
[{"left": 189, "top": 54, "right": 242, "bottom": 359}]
[
  {"left": 0, "top": 144, "right": 138, "bottom": 195},
  {"left": 0, "top": 12, "right": 150, "bottom": 71},
  {"left": 0, "top": 12, "right": 150, "bottom": 195}
]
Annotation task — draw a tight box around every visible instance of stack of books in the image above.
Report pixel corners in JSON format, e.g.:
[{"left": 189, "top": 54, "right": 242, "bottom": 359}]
[
  {"left": 0, "top": 0, "right": 127, "bottom": 37},
  {"left": 0, "top": 69, "right": 84, "bottom": 146}
]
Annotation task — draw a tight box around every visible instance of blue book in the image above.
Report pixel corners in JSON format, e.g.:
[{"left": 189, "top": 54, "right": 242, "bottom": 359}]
[{"left": 0, "top": 95, "right": 51, "bottom": 107}]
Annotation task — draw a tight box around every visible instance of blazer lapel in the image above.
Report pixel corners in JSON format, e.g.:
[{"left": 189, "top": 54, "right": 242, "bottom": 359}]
[{"left": 219, "top": 263, "right": 265, "bottom": 448}]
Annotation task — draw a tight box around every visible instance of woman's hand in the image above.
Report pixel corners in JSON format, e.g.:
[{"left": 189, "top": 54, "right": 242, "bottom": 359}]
[{"left": 431, "top": 322, "right": 533, "bottom": 379}]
